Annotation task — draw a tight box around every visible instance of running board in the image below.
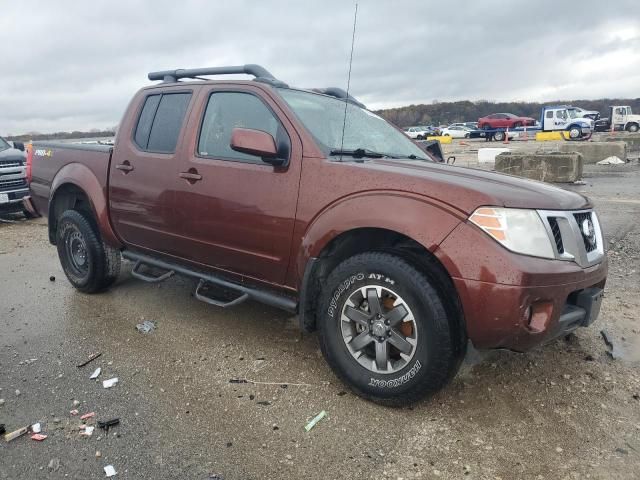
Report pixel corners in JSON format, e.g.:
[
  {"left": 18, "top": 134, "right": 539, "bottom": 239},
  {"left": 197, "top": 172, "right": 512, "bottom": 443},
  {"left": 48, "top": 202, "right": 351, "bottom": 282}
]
[
  {"left": 121, "top": 251, "right": 297, "bottom": 313},
  {"left": 194, "top": 279, "right": 249, "bottom": 308}
]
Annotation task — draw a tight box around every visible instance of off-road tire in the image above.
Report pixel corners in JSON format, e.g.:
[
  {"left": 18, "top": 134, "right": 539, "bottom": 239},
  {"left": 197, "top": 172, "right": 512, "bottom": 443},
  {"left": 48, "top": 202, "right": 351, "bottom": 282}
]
[
  {"left": 318, "top": 252, "right": 463, "bottom": 406},
  {"left": 56, "top": 209, "right": 121, "bottom": 293}
]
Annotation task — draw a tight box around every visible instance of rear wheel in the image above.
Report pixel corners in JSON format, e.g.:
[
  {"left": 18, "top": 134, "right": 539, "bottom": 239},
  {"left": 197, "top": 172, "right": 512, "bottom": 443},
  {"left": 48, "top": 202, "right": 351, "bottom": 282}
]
[
  {"left": 318, "top": 252, "right": 464, "bottom": 406},
  {"left": 627, "top": 123, "right": 639, "bottom": 133},
  {"left": 493, "top": 131, "right": 505, "bottom": 141},
  {"left": 56, "top": 209, "right": 121, "bottom": 293}
]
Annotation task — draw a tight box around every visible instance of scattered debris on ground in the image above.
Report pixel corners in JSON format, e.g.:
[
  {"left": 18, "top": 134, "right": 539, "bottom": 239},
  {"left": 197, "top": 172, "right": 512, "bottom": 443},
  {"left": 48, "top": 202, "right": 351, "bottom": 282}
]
[
  {"left": 104, "top": 465, "right": 117, "bottom": 477},
  {"left": 600, "top": 329, "right": 623, "bottom": 359},
  {"left": 77, "top": 352, "right": 102, "bottom": 368},
  {"left": 103, "top": 377, "right": 119, "bottom": 389},
  {"left": 31, "top": 433, "right": 47, "bottom": 441},
  {"left": 4, "top": 426, "right": 28, "bottom": 442},
  {"left": 90, "top": 367, "right": 102, "bottom": 379},
  {"left": 597, "top": 156, "right": 625, "bottom": 165},
  {"left": 135, "top": 319, "right": 157, "bottom": 334},
  {"left": 98, "top": 418, "right": 120, "bottom": 432},
  {"left": 48, "top": 458, "right": 60, "bottom": 472},
  {"left": 304, "top": 410, "right": 327, "bottom": 432}
]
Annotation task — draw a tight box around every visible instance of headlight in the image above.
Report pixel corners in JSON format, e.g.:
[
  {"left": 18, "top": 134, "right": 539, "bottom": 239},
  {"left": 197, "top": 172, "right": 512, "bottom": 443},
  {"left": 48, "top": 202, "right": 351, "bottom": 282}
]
[{"left": 469, "top": 207, "right": 555, "bottom": 259}]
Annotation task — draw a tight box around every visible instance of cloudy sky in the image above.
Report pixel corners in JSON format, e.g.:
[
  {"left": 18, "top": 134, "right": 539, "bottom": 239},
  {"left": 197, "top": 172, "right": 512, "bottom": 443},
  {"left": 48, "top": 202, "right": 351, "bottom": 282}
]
[{"left": 1, "top": 0, "right": 639, "bottom": 135}]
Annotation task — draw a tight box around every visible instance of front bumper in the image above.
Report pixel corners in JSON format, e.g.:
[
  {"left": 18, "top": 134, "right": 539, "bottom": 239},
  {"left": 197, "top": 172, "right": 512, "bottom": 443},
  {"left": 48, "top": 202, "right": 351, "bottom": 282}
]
[
  {"left": 0, "top": 188, "right": 29, "bottom": 213},
  {"left": 452, "top": 260, "right": 607, "bottom": 352},
  {"left": 437, "top": 219, "right": 608, "bottom": 352}
]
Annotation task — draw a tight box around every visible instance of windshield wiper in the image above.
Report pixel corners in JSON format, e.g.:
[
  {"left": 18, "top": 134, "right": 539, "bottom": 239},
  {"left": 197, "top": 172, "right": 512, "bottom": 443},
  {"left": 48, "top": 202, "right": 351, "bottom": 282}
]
[{"left": 329, "top": 148, "right": 398, "bottom": 159}]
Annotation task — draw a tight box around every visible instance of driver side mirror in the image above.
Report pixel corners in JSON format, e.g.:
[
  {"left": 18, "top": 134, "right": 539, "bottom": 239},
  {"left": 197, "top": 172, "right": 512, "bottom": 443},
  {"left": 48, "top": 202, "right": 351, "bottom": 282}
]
[
  {"left": 13, "top": 141, "right": 25, "bottom": 152},
  {"left": 230, "top": 128, "right": 285, "bottom": 166}
]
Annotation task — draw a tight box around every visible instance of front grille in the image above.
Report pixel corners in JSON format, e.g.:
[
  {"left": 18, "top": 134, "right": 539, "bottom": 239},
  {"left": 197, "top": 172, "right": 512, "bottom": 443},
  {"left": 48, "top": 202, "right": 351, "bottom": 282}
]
[
  {"left": 0, "top": 160, "right": 23, "bottom": 168},
  {"left": 573, "top": 212, "right": 597, "bottom": 252},
  {"left": 538, "top": 209, "right": 603, "bottom": 268},
  {"left": 548, "top": 217, "right": 564, "bottom": 253},
  {"left": 0, "top": 178, "right": 27, "bottom": 190}
]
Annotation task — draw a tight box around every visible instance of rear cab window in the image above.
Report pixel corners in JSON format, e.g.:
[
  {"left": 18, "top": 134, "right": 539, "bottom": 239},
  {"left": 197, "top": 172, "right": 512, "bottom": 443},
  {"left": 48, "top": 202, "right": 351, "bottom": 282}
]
[{"left": 134, "top": 92, "right": 192, "bottom": 153}]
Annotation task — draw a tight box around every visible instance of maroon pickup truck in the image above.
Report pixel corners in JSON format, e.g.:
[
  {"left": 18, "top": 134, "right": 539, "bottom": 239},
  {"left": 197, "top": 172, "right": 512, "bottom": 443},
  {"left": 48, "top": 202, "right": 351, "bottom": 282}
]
[{"left": 25, "top": 65, "right": 607, "bottom": 405}]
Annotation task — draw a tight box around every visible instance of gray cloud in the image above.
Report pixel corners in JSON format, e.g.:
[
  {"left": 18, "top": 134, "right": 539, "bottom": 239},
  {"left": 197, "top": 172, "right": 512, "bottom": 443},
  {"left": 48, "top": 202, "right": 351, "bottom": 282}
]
[{"left": 1, "top": 0, "right": 639, "bottom": 135}]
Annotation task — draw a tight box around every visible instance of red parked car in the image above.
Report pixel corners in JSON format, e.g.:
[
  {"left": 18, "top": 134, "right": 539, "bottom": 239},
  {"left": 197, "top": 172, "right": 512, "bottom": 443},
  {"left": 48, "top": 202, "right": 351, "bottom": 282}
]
[{"left": 478, "top": 113, "right": 536, "bottom": 130}]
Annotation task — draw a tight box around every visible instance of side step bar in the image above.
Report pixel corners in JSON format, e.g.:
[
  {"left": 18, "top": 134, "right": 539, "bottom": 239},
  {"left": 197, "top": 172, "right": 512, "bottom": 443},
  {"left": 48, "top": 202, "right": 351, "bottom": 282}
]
[{"left": 122, "top": 251, "right": 297, "bottom": 313}]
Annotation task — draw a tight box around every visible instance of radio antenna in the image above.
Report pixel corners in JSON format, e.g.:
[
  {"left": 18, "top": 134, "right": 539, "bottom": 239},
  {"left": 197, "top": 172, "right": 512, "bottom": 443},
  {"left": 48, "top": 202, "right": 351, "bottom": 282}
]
[{"left": 339, "top": 2, "right": 358, "bottom": 162}]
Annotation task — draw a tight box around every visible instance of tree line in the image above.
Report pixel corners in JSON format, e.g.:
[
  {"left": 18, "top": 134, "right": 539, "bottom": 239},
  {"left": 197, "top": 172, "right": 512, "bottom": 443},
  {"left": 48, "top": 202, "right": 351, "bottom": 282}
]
[
  {"left": 375, "top": 98, "right": 640, "bottom": 128},
  {"left": 6, "top": 130, "right": 115, "bottom": 142}
]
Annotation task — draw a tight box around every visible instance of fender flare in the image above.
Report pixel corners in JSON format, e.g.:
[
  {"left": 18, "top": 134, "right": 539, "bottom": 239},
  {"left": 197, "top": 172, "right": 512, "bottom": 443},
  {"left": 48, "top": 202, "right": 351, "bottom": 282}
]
[
  {"left": 295, "top": 191, "right": 464, "bottom": 283},
  {"left": 49, "top": 163, "right": 122, "bottom": 247}
]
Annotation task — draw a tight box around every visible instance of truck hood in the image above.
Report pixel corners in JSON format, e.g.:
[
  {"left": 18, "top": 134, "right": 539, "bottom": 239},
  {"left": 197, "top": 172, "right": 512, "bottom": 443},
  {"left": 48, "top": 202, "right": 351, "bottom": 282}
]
[
  {"left": 367, "top": 159, "right": 590, "bottom": 214},
  {"left": 0, "top": 147, "right": 26, "bottom": 162}
]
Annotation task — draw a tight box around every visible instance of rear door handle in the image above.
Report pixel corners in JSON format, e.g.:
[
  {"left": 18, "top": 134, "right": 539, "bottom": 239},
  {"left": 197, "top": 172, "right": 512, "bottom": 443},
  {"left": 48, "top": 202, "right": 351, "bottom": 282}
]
[
  {"left": 115, "top": 161, "right": 134, "bottom": 173},
  {"left": 179, "top": 171, "right": 202, "bottom": 182}
]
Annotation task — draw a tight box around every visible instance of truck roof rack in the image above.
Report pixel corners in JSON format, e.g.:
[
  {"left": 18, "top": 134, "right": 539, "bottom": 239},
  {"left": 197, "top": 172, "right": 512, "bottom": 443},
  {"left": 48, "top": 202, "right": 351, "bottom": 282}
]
[
  {"left": 309, "top": 87, "right": 366, "bottom": 109},
  {"left": 148, "top": 64, "right": 288, "bottom": 87}
]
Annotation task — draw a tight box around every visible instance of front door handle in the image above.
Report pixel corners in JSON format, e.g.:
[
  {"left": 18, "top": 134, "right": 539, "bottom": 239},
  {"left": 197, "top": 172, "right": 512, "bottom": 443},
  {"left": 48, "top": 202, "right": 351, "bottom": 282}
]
[
  {"left": 115, "top": 161, "right": 134, "bottom": 173},
  {"left": 179, "top": 170, "right": 202, "bottom": 182}
]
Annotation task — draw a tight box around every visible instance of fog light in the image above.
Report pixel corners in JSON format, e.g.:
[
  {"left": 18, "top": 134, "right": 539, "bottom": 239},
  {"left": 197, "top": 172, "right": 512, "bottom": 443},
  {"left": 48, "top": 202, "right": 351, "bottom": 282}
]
[{"left": 527, "top": 301, "right": 554, "bottom": 333}]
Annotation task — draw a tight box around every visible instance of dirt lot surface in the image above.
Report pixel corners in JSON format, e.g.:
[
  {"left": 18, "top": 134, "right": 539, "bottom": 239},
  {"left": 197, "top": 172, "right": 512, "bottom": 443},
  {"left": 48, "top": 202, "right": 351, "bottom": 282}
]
[{"left": 1, "top": 154, "right": 639, "bottom": 479}]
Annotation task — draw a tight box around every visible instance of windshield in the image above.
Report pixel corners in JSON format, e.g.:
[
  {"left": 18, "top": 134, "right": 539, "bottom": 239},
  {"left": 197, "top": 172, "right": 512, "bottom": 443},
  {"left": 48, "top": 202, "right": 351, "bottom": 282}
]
[
  {"left": 0, "top": 137, "right": 10, "bottom": 152},
  {"left": 278, "top": 89, "right": 429, "bottom": 160}
]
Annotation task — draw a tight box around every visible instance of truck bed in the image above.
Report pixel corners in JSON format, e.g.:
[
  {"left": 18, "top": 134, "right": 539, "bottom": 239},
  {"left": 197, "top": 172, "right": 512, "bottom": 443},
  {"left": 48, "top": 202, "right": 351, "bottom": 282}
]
[{"left": 29, "top": 141, "right": 113, "bottom": 218}]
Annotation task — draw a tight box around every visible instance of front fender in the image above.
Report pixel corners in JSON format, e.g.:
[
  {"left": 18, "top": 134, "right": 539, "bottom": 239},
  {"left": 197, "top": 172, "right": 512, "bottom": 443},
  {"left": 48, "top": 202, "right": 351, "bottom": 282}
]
[
  {"left": 296, "top": 191, "right": 463, "bottom": 281},
  {"left": 50, "top": 163, "right": 122, "bottom": 247}
]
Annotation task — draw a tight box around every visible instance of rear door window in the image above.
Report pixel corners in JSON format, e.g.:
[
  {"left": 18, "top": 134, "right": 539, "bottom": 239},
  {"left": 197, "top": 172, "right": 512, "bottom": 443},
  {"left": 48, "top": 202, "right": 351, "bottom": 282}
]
[{"left": 134, "top": 92, "right": 192, "bottom": 153}]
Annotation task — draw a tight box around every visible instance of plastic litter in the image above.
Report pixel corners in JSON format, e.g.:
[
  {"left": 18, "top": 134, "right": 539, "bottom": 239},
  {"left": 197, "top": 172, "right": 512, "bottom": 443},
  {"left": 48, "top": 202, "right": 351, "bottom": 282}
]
[
  {"left": 597, "top": 156, "right": 624, "bottom": 165},
  {"left": 31, "top": 433, "right": 47, "bottom": 441},
  {"left": 136, "top": 320, "right": 156, "bottom": 334},
  {"left": 70, "top": 409, "right": 79, "bottom": 416},
  {"left": 80, "top": 426, "right": 95, "bottom": 437},
  {"left": 103, "top": 378, "right": 119, "bottom": 389},
  {"left": 4, "top": 426, "right": 28, "bottom": 442},
  {"left": 77, "top": 352, "right": 102, "bottom": 368},
  {"left": 31, "top": 423, "right": 41, "bottom": 433},
  {"left": 104, "top": 465, "right": 117, "bottom": 477},
  {"left": 304, "top": 410, "right": 327, "bottom": 432},
  {"left": 90, "top": 367, "right": 102, "bottom": 379},
  {"left": 81, "top": 412, "right": 96, "bottom": 420}
]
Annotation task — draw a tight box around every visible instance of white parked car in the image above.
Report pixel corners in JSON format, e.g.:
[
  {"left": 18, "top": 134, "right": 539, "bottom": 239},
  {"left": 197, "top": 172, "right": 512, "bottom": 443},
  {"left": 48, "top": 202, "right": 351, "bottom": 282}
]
[
  {"left": 440, "top": 125, "right": 471, "bottom": 138},
  {"left": 403, "top": 126, "right": 430, "bottom": 140}
]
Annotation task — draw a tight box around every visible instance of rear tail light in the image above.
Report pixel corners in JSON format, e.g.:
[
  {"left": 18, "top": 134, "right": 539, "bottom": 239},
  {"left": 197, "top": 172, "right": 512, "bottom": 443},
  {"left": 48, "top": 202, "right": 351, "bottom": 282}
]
[{"left": 26, "top": 143, "right": 33, "bottom": 183}]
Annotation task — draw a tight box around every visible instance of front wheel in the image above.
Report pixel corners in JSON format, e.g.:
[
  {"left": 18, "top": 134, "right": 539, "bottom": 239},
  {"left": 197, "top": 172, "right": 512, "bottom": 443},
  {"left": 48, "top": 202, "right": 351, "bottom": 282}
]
[
  {"left": 493, "top": 131, "right": 505, "bottom": 141},
  {"left": 568, "top": 126, "right": 581, "bottom": 139},
  {"left": 318, "top": 252, "right": 464, "bottom": 406},
  {"left": 56, "top": 209, "right": 121, "bottom": 293}
]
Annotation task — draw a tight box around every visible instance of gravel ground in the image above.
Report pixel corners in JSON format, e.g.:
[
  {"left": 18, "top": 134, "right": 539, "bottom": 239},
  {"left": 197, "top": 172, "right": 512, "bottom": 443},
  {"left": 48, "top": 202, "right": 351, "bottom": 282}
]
[{"left": 1, "top": 160, "right": 639, "bottom": 479}]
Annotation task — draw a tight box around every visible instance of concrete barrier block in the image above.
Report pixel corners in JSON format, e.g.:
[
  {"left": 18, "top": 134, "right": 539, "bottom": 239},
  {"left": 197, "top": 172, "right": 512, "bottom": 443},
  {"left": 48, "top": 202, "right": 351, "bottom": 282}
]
[
  {"left": 478, "top": 148, "right": 510, "bottom": 164},
  {"left": 495, "top": 152, "right": 583, "bottom": 183},
  {"left": 556, "top": 141, "right": 627, "bottom": 164},
  {"left": 605, "top": 133, "right": 640, "bottom": 151}
]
